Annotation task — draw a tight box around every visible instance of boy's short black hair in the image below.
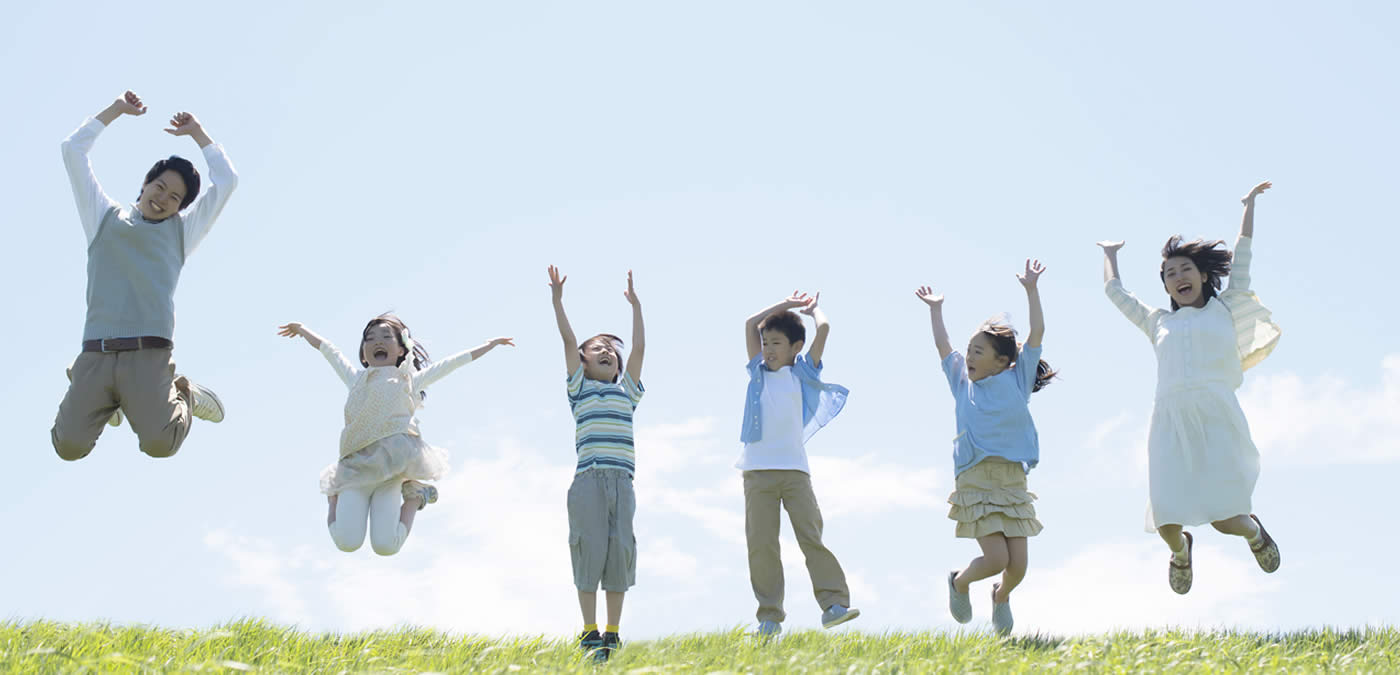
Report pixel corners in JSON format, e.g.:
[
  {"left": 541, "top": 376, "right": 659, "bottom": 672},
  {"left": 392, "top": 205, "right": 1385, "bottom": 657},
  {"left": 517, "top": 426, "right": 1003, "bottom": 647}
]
[
  {"left": 143, "top": 156, "right": 201, "bottom": 210},
  {"left": 758, "top": 311, "right": 805, "bottom": 345}
]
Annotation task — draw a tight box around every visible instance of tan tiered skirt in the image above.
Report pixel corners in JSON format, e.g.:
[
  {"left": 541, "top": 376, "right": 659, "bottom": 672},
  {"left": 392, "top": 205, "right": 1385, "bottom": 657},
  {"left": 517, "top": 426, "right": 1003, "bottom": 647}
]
[{"left": 947, "top": 456, "right": 1043, "bottom": 539}]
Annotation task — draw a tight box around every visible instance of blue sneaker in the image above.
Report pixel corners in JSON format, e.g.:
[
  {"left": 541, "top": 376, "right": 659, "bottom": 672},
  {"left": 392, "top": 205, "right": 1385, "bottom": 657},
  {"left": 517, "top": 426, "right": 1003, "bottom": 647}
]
[
  {"left": 755, "top": 620, "right": 782, "bottom": 639},
  {"left": 821, "top": 604, "right": 860, "bottom": 629}
]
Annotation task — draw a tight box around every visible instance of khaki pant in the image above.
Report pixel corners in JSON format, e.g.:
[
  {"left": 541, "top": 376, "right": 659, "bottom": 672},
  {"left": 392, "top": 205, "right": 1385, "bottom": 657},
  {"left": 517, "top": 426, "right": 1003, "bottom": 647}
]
[
  {"left": 50, "top": 349, "right": 191, "bottom": 461},
  {"left": 743, "top": 470, "right": 850, "bottom": 623}
]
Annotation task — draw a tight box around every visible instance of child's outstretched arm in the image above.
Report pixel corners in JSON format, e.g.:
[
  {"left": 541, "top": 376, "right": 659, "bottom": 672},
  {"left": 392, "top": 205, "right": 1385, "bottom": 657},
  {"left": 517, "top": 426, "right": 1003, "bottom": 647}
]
[
  {"left": 470, "top": 337, "right": 515, "bottom": 361},
  {"left": 549, "top": 265, "right": 582, "bottom": 375},
  {"left": 624, "top": 271, "right": 645, "bottom": 382},
  {"left": 278, "top": 322, "right": 326, "bottom": 349},
  {"left": 415, "top": 337, "right": 516, "bottom": 389},
  {"left": 798, "top": 292, "right": 830, "bottom": 367},
  {"left": 1017, "top": 259, "right": 1047, "bottom": 349},
  {"left": 279, "top": 322, "right": 357, "bottom": 387},
  {"left": 745, "top": 292, "right": 810, "bottom": 360},
  {"left": 915, "top": 286, "right": 953, "bottom": 360},
  {"left": 1238, "top": 181, "right": 1271, "bottom": 239}
]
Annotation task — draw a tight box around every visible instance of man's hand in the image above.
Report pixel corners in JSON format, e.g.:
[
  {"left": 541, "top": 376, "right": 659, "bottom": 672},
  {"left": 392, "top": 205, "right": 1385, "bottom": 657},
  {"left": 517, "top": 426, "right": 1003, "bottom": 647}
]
[
  {"left": 96, "top": 90, "right": 147, "bottom": 125},
  {"left": 165, "top": 111, "right": 213, "bottom": 147}
]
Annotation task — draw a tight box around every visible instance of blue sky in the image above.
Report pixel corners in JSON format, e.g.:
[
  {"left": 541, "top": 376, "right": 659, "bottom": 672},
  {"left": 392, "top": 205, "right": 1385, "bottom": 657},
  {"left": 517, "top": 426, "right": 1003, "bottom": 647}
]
[{"left": 2, "top": 1, "right": 1397, "bottom": 637}]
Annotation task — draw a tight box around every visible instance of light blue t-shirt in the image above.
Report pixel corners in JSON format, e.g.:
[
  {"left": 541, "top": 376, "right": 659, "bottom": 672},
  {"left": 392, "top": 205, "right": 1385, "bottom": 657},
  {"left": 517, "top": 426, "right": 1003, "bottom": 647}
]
[{"left": 942, "top": 344, "right": 1042, "bottom": 476}]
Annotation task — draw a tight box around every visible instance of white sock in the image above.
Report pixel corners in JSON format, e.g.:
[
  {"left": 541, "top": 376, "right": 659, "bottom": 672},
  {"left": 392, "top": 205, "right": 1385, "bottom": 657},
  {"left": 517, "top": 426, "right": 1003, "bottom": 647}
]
[
  {"left": 1245, "top": 519, "right": 1263, "bottom": 545},
  {"left": 1171, "top": 535, "right": 1191, "bottom": 563}
]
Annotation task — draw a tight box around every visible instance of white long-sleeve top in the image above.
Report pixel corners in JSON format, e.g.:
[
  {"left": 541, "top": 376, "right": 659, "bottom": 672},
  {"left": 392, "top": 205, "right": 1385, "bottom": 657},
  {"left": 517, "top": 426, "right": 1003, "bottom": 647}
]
[
  {"left": 62, "top": 117, "right": 238, "bottom": 257},
  {"left": 319, "top": 341, "right": 474, "bottom": 458}
]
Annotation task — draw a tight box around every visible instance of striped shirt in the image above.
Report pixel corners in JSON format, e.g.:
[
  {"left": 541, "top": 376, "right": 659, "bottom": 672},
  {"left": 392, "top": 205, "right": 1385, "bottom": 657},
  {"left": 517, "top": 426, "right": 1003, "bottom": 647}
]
[{"left": 568, "top": 365, "right": 645, "bottom": 475}]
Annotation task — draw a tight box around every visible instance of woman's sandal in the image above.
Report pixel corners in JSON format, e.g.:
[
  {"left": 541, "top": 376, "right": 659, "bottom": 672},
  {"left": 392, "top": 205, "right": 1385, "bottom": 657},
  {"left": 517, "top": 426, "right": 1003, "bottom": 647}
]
[
  {"left": 1248, "top": 514, "right": 1280, "bottom": 573},
  {"left": 1169, "top": 531, "right": 1193, "bottom": 595}
]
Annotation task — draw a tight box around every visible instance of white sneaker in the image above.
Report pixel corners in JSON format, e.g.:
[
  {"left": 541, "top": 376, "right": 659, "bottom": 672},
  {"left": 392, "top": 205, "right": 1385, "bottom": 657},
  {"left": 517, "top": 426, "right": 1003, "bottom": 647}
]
[
  {"left": 402, "top": 480, "right": 438, "bottom": 510},
  {"left": 178, "top": 376, "right": 225, "bottom": 423},
  {"left": 948, "top": 571, "right": 972, "bottom": 624}
]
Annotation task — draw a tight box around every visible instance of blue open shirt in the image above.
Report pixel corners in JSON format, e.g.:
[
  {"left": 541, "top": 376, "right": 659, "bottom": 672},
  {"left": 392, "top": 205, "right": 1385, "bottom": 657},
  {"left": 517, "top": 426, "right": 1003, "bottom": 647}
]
[
  {"left": 943, "top": 344, "right": 1042, "bottom": 475},
  {"left": 740, "top": 354, "right": 849, "bottom": 443}
]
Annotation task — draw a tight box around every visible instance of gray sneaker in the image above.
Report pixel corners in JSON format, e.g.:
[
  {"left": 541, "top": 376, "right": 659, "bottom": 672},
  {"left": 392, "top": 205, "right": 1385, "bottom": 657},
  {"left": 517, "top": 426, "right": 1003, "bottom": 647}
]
[
  {"left": 402, "top": 480, "right": 438, "bottom": 510},
  {"left": 990, "top": 583, "right": 1013, "bottom": 636},
  {"left": 948, "top": 571, "right": 972, "bottom": 624},
  {"left": 1169, "top": 531, "right": 1194, "bottom": 595},
  {"left": 755, "top": 620, "right": 782, "bottom": 639},
  {"left": 177, "top": 376, "right": 225, "bottom": 423},
  {"left": 821, "top": 604, "right": 860, "bottom": 629}
]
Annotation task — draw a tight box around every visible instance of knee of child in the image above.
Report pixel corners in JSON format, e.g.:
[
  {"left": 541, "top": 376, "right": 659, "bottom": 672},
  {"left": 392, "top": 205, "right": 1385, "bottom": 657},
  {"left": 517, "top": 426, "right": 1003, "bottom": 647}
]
[
  {"left": 371, "top": 540, "right": 402, "bottom": 556},
  {"left": 988, "top": 549, "right": 1011, "bottom": 571}
]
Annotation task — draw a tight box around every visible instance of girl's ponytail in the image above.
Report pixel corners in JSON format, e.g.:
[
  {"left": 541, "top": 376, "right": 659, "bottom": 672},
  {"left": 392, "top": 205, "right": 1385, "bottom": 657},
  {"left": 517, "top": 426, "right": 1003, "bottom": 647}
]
[{"left": 1032, "top": 358, "right": 1058, "bottom": 393}]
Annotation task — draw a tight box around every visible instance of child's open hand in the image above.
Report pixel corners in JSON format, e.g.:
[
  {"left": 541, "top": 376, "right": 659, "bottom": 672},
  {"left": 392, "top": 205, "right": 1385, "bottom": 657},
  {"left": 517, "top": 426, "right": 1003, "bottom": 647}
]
[
  {"left": 915, "top": 286, "right": 945, "bottom": 308},
  {"left": 623, "top": 270, "right": 640, "bottom": 307},
  {"left": 797, "top": 291, "right": 821, "bottom": 316},
  {"left": 780, "top": 291, "right": 810, "bottom": 311},
  {"left": 1017, "top": 259, "right": 1047, "bottom": 288},
  {"left": 1241, "top": 181, "right": 1272, "bottom": 204},
  {"left": 548, "top": 265, "right": 567, "bottom": 301},
  {"left": 489, "top": 337, "right": 515, "bottom": 348},
  {"left": 1097, "top": 240, "right": 1125, "bottom": 254},
  {"left": 277, "top": 323, "right": 306, "bottom": 339},
  {"left": 164, "top": 111, "right": 203, "bottom": 137},
  {"left": 113, "top": 90, "right": 147, "bottom": 117}
]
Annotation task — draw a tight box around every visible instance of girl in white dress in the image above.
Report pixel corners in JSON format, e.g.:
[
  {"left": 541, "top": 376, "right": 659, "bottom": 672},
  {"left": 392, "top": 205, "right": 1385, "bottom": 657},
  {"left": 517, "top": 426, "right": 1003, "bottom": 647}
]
[
  {"left": 279, "top": 314, "right": 513, "bottom": 555},
  {"left": 1099, "top": 181, "right": 1283, "bottom": 595}
]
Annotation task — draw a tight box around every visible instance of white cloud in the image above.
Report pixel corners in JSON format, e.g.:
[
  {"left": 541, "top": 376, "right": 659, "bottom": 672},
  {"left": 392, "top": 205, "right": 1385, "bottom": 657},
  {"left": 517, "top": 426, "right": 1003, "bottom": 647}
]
[{"left": 1239, "top": 354, "right": 1400, "bottom": 465}]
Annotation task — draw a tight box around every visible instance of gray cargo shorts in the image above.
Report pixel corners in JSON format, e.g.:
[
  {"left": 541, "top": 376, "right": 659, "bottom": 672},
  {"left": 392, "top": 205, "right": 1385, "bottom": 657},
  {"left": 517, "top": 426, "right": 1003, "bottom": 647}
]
[{"left": 567, "top": 467, "right": 636, "bottom": 592}]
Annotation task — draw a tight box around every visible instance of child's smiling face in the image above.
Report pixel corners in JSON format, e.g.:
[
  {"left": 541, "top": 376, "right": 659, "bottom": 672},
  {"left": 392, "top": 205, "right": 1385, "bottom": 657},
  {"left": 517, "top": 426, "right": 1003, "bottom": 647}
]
[
  {"left": 1162, "top": 255, "right": 1209, "bottom": 309},
  {"left": 760, "top": 329, "right": 803, "bottom": 371},
  {"left": 581, "top": 339, "right": 621, "bottom": 381},
  {"left": 965, "top": 332, "right": 1010, "bottom": 382},
  {"left": 361, "top": 323, "right": 406, "bottom": 368}
]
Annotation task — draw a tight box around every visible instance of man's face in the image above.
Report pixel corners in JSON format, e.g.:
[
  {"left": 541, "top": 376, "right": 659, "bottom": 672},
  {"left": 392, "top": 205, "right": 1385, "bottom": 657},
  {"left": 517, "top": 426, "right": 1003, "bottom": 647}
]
[{"left": 137, "top": 169, "right": 187, "bottom": 221}]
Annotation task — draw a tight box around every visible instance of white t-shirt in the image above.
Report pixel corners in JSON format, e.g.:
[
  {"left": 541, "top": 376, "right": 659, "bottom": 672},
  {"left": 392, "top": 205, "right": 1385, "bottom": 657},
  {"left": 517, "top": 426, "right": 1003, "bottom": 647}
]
[{"left": 735, "top": 366, "right": 809, "bottom": 473}]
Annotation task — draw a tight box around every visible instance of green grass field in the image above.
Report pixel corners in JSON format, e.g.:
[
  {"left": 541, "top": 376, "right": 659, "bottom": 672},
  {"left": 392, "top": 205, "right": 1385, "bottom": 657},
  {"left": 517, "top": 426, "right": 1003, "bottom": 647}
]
[{"left": 2, "top": 620, "right": 1396, "bottom": 673}]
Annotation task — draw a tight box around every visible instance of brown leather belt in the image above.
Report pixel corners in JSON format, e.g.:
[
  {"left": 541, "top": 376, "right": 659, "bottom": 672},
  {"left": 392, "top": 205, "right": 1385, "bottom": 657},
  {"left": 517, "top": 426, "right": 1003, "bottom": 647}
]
[{"left": 82, "top": 336, "right": 174, "bottom": 353}]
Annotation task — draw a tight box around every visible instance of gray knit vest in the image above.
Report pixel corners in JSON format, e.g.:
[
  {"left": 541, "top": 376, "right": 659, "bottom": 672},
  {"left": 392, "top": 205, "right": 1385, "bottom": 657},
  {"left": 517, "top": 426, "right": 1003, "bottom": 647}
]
[{"left": 83, "top": 205, "right": 186, "bottom": 340}]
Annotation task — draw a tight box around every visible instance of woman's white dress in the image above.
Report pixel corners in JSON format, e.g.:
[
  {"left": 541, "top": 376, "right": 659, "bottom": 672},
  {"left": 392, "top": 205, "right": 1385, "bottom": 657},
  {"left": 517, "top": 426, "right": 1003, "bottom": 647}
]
[{"left": 1105, "top": 236, "right": 1282, "bottom": 531}]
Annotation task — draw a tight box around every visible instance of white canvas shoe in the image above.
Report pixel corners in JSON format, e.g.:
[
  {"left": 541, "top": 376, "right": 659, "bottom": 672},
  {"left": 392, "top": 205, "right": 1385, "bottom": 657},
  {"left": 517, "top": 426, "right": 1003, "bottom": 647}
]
[{"left": 178, "top": 376, "right": 225, "bottom": 423}]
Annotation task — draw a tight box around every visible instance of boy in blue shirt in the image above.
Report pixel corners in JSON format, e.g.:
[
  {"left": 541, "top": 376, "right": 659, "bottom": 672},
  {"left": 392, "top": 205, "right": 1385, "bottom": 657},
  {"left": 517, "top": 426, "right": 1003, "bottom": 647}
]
[{"left": 737, "top": 291, "right": 859, "bottom": 637}]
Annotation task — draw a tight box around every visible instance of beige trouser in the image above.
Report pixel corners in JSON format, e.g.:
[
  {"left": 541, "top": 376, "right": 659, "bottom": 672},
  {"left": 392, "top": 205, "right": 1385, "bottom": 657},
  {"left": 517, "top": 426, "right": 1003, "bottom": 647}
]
[
  {"left": 743, "top": 469, "right": 850, "bottom": 623},
  {"left": 51, "top": 349, "right": 191, "bottom": 461}
]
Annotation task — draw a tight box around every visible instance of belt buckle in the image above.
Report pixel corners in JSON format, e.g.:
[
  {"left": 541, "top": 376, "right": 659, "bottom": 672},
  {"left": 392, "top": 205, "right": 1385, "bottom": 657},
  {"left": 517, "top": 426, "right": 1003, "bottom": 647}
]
[{"left": 100, "top": 338, "right": 113, "bottom": 353}]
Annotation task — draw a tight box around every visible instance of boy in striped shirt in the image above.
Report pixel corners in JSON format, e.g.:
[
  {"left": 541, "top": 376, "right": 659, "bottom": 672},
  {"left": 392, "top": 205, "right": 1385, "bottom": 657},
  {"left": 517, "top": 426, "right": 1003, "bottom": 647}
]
[{"left": 548, "top": 266, "right": 646, "bottom": 662}]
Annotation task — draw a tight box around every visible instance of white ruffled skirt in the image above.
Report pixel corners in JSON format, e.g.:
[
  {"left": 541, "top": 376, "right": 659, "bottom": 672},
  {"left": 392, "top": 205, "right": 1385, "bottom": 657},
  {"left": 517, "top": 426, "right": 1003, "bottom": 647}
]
[
  {"left": 320, "top": 432, "right": 450, "bottom": 496},
  {"left": 1145, "top": 383, "right": 1260, "bottom": 531}
]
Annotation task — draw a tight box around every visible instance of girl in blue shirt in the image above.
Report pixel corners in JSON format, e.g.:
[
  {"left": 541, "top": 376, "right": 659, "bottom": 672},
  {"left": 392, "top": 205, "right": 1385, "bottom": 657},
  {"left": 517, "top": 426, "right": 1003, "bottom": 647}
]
[{"left": 916, "top": 259, "right": 1056, "bottom": 635}]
